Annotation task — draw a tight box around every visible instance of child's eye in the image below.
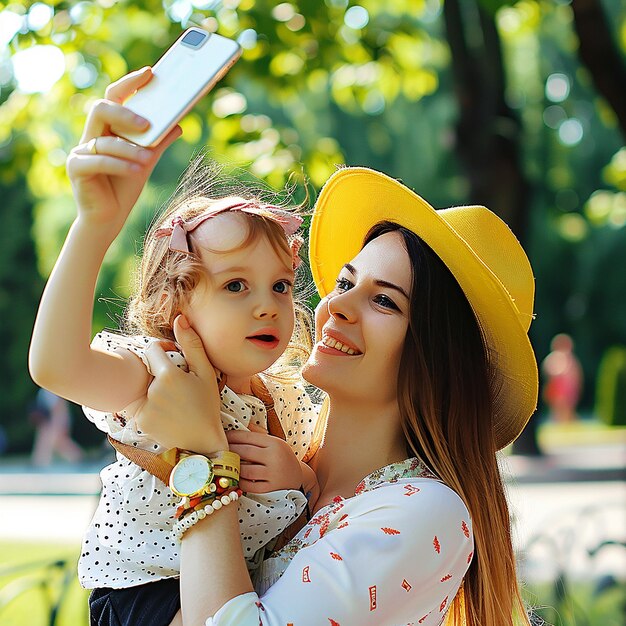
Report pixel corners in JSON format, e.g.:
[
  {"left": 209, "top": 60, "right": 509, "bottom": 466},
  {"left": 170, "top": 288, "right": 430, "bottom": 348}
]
[
  {"left": 373, "top": 294, "right": 400, "bottom": 311},
  {"left": 226, "top": 280, "right": 246, "bottom": 293},
  {"left": 335, "top": 277, "right": 353, "bottom": 292},
  {"left": 273, "top": 280, "right": 292, "bottom": 294}
]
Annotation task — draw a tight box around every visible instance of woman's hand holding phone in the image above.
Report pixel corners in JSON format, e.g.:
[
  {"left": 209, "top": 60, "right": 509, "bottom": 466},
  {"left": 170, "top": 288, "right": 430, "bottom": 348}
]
[
  {"left": 66, "top": 68, "right": 181, "bottom": 239},
  {"left": 66, "top": 28, "right": 239, "bottom": 238}
]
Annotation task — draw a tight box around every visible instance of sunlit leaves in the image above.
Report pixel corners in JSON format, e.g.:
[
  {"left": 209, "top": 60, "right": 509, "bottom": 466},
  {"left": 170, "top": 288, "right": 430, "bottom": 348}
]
[
  {"left": 585, "top": 190, "right": 626, "bottom": 229},
  {"left": 603, "top": 148, "right": 626, "bottom": 191}
]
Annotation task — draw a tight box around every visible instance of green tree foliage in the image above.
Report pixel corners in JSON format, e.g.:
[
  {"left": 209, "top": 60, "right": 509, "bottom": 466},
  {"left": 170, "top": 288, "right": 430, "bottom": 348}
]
[{"left": 0, "top": 0, "right": 625, "bottom": 450}]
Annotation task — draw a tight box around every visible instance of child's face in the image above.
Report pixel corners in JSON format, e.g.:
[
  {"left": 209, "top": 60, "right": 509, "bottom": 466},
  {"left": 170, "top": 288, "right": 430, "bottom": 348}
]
[{"left": 181, "top": 212, "right": 295, "bottom": 393}]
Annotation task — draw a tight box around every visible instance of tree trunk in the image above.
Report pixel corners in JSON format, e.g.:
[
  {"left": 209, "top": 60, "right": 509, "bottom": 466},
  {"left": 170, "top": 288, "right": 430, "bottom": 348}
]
[
  {"left": 571, "top": 0, "right": 626, "bottom": 140},
  {"left": 443, "top": 0, "right": 541, "bottom": 455}
]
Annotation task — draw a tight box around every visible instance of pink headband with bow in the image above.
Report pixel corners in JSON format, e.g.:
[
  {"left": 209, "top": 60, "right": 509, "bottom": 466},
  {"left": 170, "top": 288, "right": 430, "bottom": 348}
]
[{"left": 154, "top": 200, "right": 304, "bottom": 268}]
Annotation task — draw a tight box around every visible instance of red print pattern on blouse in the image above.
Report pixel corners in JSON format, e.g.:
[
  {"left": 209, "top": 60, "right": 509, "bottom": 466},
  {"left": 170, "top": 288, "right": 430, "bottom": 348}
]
[
  {"left": 308, "top": 500, "right": 345, "bottom": 539},
  {"left": 369, "top": 585, "right": 377, "bottom": 611},
  {"left": 381, "top": 527, "right": 401, "bottom": 535},
  {"left": 433, "top": 536, "right": 441, "bottom": 554},
  {"left": 462, "top": 520, "right": 470, "bottom": 538}
]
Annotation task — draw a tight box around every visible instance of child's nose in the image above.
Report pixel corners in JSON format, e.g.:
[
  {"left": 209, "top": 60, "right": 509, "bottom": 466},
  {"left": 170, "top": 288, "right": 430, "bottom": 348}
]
[{"left": 253, "top": 293, "right": 279, "bottom": 320}]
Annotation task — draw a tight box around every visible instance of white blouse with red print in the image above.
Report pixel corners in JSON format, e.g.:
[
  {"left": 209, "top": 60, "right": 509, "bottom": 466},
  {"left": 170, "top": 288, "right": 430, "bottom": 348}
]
[{"left": 206, "top": 457, "right": 474, "bottom": 626}]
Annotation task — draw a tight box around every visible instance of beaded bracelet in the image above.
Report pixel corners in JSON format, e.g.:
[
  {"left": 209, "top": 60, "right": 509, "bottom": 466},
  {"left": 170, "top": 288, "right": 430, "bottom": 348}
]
[
  {"left": 174, "top": 476, "right": 240, "bottom": 520},
  {"left": 173, "top": 488, "right": 242, "bottom": 541}
]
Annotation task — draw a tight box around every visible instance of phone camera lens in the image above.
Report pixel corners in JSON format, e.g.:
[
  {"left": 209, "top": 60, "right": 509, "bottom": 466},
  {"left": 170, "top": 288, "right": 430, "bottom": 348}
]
[{"left": 182, "top": 30, "right": 207, "bottom": 47}]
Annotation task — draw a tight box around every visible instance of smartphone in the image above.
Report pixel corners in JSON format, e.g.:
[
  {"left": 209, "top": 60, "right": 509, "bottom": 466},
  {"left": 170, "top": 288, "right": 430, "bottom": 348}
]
[{"left": 118, "top": 28, "right": 242, "bottom": 147}]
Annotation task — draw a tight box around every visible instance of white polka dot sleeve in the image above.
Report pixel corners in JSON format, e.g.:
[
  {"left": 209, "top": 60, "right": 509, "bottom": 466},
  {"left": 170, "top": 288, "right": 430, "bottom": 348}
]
[
  {"left": 206, "top": 478, "right": 474, "bottom": 626},
  {"left": 82, "top": 331, "right": 187, "bottom": 440}
]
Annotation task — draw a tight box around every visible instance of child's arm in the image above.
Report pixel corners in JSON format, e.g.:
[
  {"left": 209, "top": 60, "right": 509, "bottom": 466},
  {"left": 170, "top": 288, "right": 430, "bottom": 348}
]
[
  {"left": 30, "top": 219, "right": 151, "bottom": 411},
  {"left": 29, "top": 68, "right": 181, "bottom": 412}
]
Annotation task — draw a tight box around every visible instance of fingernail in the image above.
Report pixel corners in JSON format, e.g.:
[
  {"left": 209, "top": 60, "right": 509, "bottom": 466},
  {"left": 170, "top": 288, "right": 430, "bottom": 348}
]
[
  {"left": 178, "top": 314, "right": 190, "bottom": 329},
  {"left": 139, "top": 149, "right": 152, "bottom": 162},
  {"left": 135, "top": 114, "right": 149, "bottom": 128}
]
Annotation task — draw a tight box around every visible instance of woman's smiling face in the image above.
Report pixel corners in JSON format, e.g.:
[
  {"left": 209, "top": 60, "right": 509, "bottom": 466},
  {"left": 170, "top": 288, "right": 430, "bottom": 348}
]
[{"left": 302, "top": 231, "right": 411, "bottom": 406}]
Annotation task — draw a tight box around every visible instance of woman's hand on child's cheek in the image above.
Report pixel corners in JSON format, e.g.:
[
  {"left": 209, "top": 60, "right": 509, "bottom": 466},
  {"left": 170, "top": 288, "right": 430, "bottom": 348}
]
[
  {"left": 134, "top": 316, "right": 227, "bottom": 455},
  {"left": 226, "top": 429, "right": 303, "bottom": 494}
]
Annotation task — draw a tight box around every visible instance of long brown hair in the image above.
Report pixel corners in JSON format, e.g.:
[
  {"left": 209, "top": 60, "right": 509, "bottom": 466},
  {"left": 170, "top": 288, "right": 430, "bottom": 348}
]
[{"left": 364, "top": 221, "right": 529, "bottom": 626}]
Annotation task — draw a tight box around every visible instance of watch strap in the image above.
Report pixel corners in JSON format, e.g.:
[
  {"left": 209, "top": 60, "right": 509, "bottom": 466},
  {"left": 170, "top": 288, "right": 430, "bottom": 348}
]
[
  {"left": 208, "top": 450, "right": 240, "bottom": 481},
  {"left": 107, "top": 435, "right": 240, "bottom": 486},
  {"left": 107, "top": 434, "right": 178, "bottom": 485}
]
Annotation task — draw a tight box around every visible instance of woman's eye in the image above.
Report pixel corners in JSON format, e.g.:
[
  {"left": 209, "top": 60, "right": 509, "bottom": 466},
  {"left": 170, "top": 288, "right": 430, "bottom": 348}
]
[
  {"left": 335, "top": 277, "right": 353, "bottom": 292},
  {"left": 226, "top": 280, "right": 246, "bottom": 293},
  {"left": 273, "top": 280, "right": 292, "bottom": 294},
  {"left": 374, "top": 294, "right": 399, "bottom": 311}
]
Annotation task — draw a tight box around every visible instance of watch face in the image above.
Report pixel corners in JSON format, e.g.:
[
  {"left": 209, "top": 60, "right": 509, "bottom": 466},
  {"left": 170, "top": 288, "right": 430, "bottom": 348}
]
[{"left": 170, "top": 455, "right": 213, "bottom": 496}]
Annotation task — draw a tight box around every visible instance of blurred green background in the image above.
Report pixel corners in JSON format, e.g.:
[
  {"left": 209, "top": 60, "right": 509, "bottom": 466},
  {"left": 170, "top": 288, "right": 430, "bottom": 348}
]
[{"left": 0, "top": 0, "right": 625, "bottom": 456}]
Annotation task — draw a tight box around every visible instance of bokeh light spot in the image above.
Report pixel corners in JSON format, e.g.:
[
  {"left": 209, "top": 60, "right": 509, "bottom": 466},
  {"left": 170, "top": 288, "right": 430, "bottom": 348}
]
[
  {"left": 344, "top": 6, "right": 369, "bottom": 30},
  {"left": 546, "top": 73, "right": 570, "bottom": 103},
  {"left": 558, "top": 118, "right": 583, "bottom": 146},
  {"left": 12, "top": 45, "right": 65, "bottom": 93}
]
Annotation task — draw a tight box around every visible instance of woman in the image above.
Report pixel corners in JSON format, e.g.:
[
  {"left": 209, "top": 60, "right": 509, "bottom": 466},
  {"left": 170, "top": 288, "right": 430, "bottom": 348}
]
[{"left": 134, "top": 166, "right": 538, "bottom": 624}]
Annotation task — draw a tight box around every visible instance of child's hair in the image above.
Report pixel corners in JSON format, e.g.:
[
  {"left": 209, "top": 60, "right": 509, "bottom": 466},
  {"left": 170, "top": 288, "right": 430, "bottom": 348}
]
[{"left": 123, "top": 154, "right": 313, "bottom": 379}]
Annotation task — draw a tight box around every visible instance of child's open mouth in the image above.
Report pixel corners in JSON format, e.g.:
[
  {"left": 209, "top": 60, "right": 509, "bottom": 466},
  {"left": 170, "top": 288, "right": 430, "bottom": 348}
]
[{"left": 246, "top": 333, "right": 280, "bottom": 350}]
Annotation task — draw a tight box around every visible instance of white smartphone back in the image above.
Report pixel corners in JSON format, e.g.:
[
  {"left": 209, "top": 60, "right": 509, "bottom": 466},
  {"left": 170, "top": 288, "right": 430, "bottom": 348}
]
[{"left": 119, "top": 28, "right": 241, "bottom": 147}]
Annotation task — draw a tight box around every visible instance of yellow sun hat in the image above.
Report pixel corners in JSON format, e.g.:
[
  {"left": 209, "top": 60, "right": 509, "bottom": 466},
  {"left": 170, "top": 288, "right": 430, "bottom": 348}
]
[{"left": 308, "top": 167, "right": 538, "bottom": 450}]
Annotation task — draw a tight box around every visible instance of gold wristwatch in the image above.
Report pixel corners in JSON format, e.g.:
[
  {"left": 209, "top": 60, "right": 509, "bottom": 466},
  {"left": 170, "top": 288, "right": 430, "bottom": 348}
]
[{"left": 169, "top": 450, "right": 240, "bottom": 498}]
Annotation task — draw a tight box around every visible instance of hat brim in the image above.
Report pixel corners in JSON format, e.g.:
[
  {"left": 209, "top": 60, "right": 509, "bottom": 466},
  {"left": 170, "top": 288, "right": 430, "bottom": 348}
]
[{"left": 309, "top": 167, "right": 538, "bottom": 450}]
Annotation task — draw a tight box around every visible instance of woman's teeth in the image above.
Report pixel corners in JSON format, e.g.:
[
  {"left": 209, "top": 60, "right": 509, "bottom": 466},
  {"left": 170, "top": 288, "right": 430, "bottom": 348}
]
[{"left": 322, "top": 336, "right": 357, "bottom": 355}]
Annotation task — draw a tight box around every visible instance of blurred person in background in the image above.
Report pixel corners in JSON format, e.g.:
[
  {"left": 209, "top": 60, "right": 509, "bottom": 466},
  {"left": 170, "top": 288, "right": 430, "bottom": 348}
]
[
  {"left": 29, "top": 387, "right": 84, "bottom": 466},
  {"left": 541, "top": 333, "right": 583, "bottom": 423}
]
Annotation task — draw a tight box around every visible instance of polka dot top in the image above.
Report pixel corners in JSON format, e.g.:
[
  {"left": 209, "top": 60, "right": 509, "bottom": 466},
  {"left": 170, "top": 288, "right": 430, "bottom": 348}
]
[{"left": 78, "top": 331, "right": 319, "bottom": 590}]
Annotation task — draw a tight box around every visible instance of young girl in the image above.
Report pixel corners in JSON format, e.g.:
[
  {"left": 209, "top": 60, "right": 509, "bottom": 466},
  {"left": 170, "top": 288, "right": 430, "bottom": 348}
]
[{"left": 29, "top": 70, "right": 318, "bottom": 625}]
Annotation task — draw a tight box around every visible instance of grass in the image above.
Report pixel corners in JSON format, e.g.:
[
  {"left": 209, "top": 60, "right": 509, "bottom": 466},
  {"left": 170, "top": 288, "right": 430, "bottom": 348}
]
[
  {"left": 0, "top": 541, "right": 89, "bottom": 626},
  {"left": 525, "top": 580, "right": 626, "bottom": 626}
]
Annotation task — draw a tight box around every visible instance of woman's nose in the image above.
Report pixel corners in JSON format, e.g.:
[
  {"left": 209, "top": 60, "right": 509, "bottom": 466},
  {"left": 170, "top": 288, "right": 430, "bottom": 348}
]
[{"left": 326, "top": 291, "right": 356, "bottom": 322}]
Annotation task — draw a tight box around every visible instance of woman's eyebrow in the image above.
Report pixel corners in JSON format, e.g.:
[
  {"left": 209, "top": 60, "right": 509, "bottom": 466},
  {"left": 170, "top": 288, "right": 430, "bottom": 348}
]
[
  {"left": 343, "top": 263, "right": 409, "bottom": 299},
  {"left": 375, "top": 279, "right": 409, "bottom": 300}
]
